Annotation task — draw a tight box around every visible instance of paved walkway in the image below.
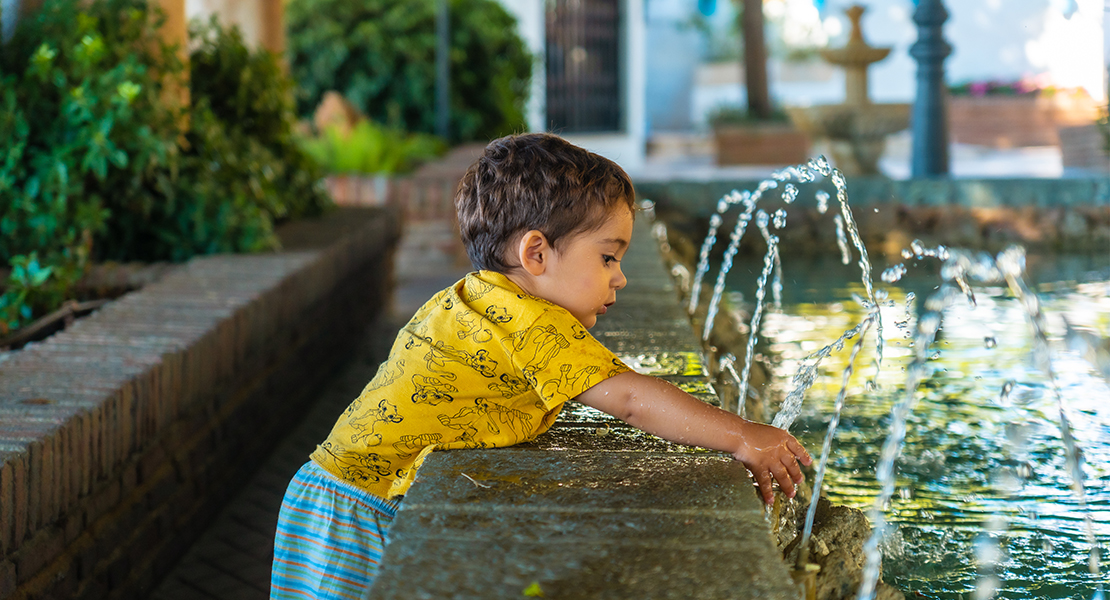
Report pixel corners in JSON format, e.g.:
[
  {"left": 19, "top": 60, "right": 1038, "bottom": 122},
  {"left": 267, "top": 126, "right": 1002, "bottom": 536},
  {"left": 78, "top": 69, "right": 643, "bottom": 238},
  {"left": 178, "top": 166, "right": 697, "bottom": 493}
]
[{"left": 149, "top": 261, "right": 472, "bottom": 600}]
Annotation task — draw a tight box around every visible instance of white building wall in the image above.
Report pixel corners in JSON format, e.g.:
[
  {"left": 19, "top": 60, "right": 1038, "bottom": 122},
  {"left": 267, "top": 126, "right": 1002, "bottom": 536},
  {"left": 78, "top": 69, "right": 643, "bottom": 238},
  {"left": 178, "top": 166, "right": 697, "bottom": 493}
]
[
  {"left": 653, "top": 0, "right": 1107, "bottom": 131},
  {"left": 495, "top": 0, "right": 546, "bottom": 133}
]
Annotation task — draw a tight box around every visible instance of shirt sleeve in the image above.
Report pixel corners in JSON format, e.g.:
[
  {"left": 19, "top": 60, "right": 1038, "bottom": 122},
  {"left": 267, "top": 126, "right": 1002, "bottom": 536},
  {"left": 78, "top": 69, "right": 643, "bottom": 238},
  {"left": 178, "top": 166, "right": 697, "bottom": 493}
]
[{"left": 503, "top": 307, "right": 630, "bottom": 410}]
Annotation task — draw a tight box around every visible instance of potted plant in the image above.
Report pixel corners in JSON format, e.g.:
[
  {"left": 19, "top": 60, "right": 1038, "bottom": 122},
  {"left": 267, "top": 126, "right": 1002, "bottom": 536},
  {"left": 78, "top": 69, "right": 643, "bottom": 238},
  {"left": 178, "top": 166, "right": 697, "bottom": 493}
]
[
  {"left": 299, "top": 119, "right": 446, "bottom": 206},
  {"left": 709, "top": 104, "right": 810, "bottom": 165}
]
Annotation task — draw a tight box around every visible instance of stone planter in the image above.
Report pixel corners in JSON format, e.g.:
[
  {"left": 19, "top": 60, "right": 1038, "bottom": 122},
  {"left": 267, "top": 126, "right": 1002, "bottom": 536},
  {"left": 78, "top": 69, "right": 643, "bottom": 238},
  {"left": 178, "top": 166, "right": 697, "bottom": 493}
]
[
  {"left": 1059, "top": 123, "right": 1110, "bottom": 173},
  {"left": 713, "top": 124, "right": 811, "bottom": 166},
  {"left": 326, "top": 174, "right": 393, "bottom": 206},
  {"left": 948, "top": 94, "right": 1101, "bottom": 148}
]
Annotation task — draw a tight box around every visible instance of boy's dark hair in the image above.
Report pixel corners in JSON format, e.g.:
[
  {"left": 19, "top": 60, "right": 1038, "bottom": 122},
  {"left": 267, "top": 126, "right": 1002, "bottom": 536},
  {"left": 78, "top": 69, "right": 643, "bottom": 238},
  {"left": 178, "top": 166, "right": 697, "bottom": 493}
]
[{"left": 455, "top": 133, "right": 636, "bottom": 272}]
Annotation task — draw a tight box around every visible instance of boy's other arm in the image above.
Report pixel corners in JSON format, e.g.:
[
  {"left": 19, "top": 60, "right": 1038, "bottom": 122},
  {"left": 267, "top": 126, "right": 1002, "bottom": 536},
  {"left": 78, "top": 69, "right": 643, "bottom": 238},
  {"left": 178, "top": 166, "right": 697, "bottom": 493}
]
[{"left": 575, "top": 371, "right": 812, "bottom": 504}]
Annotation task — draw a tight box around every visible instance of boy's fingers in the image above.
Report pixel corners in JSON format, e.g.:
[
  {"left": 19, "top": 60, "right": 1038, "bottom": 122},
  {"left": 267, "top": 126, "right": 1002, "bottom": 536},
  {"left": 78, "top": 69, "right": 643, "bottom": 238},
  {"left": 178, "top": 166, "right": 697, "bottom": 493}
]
[
  {"left": 755, "top": 470, "right": 774, "bottom": 503},
  {"left": 782, "top": 454, "right": 803, "bottom": 483},
  {"left": 770, "top": 463, "right": 794, "bottom": 498},
  {"left": 788, "top": 439, "right": 812, "bottom": 465}
]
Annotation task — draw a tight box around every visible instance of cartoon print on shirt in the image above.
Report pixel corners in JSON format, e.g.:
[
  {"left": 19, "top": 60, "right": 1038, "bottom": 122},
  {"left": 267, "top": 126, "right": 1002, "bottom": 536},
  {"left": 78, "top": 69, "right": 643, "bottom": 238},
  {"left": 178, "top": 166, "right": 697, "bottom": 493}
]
[
  {"left": 455, "top": 311, "right": 493, "bottom": 343},
  {"left": 367, "top": 358, "right": 405, "bottom": 390},
  {"left": 437, "top": 398, "right": 533, "bottom": 445},
  {"left": 425, "top": 340, "right": 499, "bottom": 379},
  {"left": 569, "top": 322, "right": 588, "bottom": 340},
  {"left": 504, "top": 322, "right": 570, "bottom": 376},
  {"left": 539, "top": 364, "right": 601, "bottom": 404},
  {"left": 411, "top": 374, "right": 458, "bottom": 405},
  {"left": 392, "top": 433, "right": 443, "bottom": 458},
  {"left": 462, "top": 277, "right": 494, "bottom": 302},
  {"left": 608, "top": 357, "right": 627, "bottom": 378},
  {"left": 485, "top": 305, "right": 512, "bottom": 324},
  {"left": 487, "top": 372, "right": 531, "bottom": 399},
  {"left": 348, "top": 399, "right": 404, "bottom": 446},
  {"left": 320, "top": 441, "right": 393, "bottom": 486}
]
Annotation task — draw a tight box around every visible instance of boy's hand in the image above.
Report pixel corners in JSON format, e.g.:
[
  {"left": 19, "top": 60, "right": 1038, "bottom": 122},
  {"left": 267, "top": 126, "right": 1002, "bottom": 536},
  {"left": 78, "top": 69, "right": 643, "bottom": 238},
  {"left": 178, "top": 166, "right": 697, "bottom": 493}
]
[
  {"left": 576, "top": 371, "right": 812, "bottom": 505},
  {"left": 732, "top": 421, "right": 812, "bottom": 504}
]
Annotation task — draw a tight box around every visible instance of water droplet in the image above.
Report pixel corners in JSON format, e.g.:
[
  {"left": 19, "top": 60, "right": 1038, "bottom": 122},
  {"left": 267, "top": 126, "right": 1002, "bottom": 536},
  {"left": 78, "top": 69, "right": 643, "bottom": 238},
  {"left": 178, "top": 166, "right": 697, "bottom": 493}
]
[
  {"left": 773, "top": 208, "right": 787, "bottom": 229},
  {"left": 782, "top": 183, "right": 798, "bottom": 204},
  {"left": 815, "top": 189, "right": 830, "bottom": 214},
  {"left": 898, "top": 487, "right": 912, "bottom": 500},
  {"left": 930, "top": 352, "right": 941, "bottom": 360},
  {"left": 1000, "top": 380, "right": 1014, "bottom": 403},
  {"left": 881, "top": 263, "right": 907, "bottom": 283},
  {"left": 984, "top": 336, "right": 997, "bottom": 349},
  {"left": 873, "top": 207, "right": 879, "bottom": 213},
  {"left": 717, "top": 198, "right": 730, "bottom": 214},
  {"left": 910, "top": 239, "right": 926, "bottom": 255},
  {"left": 709, "top": 214, "right": 722, "bottom": 227}
]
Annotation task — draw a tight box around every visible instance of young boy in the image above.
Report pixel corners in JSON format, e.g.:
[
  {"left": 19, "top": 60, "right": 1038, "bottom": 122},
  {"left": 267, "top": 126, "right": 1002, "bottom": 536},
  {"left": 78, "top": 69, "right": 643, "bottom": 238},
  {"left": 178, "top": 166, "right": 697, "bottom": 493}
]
[{"left": 270, "top": 133, "right": 811, "bottom": 599}]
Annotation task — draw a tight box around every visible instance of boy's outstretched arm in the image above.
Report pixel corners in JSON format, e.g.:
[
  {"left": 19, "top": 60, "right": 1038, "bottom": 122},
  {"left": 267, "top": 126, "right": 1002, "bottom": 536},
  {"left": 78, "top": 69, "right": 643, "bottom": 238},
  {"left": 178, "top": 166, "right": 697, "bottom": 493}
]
[{"left": 575, "top": 371, "right": 812, "bottom": 504}]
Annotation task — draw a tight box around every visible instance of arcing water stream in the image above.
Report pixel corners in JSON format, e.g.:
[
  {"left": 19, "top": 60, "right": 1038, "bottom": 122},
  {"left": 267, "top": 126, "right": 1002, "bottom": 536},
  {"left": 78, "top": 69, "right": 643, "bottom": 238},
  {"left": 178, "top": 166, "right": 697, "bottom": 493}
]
[{"left": 683, "top": 159, "right": 1108, "bottom": 599}]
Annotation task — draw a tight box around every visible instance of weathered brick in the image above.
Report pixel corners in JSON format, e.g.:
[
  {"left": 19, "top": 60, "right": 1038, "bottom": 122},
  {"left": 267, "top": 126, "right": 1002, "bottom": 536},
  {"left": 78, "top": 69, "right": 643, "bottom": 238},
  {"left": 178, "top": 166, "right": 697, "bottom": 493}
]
[
  {"left": 0, "top": 559, "right": 15, "bottom": 598},
  {"left": 0, "top": 453, "right": 13, "bottom": 555},
  {"left": 14, "top": 525, "right": 63, "bottom": 585},
  {"left": 84, "top": 479, "right": 120, "bottom": 526}
]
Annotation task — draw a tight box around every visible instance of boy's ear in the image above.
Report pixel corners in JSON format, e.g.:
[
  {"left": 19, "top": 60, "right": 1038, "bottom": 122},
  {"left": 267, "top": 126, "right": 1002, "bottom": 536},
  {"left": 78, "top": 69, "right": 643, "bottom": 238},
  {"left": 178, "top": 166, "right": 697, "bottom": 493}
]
[{"left": 516, "top": 229, "right": 550, "bottom": 276}]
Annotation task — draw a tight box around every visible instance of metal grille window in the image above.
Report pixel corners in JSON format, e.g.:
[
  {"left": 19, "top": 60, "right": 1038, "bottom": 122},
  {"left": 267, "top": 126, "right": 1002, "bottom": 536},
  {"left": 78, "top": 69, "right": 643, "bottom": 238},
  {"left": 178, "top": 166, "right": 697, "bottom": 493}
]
[{"left": 545, "top": 0, "right": 622, "bottom": 133}]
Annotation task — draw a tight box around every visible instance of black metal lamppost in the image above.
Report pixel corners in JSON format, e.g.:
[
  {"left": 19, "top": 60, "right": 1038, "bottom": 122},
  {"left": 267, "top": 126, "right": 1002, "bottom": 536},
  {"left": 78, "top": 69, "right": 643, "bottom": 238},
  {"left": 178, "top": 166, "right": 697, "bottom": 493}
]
[{"left": 909, "top": 0, "right": 952, "bottom": 177}]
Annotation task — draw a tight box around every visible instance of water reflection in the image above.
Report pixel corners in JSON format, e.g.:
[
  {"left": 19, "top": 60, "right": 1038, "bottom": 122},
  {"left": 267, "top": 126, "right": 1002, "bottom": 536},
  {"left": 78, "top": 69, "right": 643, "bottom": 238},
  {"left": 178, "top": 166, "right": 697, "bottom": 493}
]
[{"left": 729, "top": 253, "right": 1110, "bottom": 599}]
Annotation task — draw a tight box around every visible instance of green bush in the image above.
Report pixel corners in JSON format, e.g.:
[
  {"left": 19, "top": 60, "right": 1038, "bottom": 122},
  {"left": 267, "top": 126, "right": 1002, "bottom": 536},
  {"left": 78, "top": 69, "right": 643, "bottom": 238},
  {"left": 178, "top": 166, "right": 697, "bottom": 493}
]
[
  {"left": 286, "top": 0, "right": 532, "bottom": 143},
  {"left": 300, "top": 120, "right": 446, "bottom": 175},
  {"left": 0, "top": 0, "right": 329, "bottom": 334}
]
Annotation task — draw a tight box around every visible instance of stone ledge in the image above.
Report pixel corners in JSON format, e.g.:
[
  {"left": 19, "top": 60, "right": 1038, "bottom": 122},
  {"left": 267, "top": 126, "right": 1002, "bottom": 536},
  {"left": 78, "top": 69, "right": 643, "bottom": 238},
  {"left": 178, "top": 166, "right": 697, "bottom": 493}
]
[
  {"left": 371, "top": 216, "right": 800, "bottom": 599},
  {"left": 0, "top": 207, "right": 402, "bottom": 600},
  {"left": 640, "top": 177, "right": 1110, "bottom": 256}
]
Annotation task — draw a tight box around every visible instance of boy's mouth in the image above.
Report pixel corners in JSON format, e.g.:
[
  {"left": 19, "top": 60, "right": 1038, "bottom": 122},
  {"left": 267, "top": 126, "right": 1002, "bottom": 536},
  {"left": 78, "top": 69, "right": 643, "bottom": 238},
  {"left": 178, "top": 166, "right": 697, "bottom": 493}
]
[{"left": 599, "top": 302, "right": 615, "bottom": 315}]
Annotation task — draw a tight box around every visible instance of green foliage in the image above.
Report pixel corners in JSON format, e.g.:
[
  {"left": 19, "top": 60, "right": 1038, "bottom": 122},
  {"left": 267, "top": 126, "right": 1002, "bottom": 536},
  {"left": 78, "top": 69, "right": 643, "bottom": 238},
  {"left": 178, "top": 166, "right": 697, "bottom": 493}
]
[
  {"left": 0, "top": 0, "right": 329, "bottom": 334},
  {"left": 286, "top": 0, "right": 532, "bottom": 143},
  {"left": 300, "top": 121, "right": 445, "bottom": 175}
]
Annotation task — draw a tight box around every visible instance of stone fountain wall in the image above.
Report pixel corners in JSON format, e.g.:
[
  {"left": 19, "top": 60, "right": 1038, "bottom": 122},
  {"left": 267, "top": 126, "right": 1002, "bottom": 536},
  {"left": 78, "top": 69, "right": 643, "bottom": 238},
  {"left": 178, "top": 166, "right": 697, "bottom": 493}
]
[{"left": 638, "top": 177, "right": 1110, "bottom": 259}]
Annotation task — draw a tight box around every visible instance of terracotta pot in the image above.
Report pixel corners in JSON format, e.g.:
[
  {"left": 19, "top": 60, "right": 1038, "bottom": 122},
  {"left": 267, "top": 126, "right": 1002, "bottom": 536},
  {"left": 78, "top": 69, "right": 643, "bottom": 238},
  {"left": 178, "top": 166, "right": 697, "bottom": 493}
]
[{"left": 713, "top": 124, "right": 811, "bottom": 166}]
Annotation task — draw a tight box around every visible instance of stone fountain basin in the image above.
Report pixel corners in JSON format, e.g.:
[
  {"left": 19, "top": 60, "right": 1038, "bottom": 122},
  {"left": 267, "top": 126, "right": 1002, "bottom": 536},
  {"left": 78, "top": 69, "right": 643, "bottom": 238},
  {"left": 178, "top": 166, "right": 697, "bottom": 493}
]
[{"left": 786, "top": 103, "right": 910, "bottom": 141}]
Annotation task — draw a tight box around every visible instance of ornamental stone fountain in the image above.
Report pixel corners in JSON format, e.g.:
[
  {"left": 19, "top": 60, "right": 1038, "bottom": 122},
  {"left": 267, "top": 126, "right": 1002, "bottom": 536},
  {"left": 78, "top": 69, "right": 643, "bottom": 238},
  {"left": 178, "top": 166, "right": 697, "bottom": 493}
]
[{"left": 786, "top": 5, "right": 910, "bottom": 176}]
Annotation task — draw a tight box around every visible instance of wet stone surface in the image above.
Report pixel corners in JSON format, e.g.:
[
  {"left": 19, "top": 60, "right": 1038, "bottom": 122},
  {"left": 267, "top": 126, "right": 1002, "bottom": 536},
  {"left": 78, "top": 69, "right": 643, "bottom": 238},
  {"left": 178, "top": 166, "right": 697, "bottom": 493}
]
[{"left": 371, "top": 218, "right": 801, "bottom": 599}]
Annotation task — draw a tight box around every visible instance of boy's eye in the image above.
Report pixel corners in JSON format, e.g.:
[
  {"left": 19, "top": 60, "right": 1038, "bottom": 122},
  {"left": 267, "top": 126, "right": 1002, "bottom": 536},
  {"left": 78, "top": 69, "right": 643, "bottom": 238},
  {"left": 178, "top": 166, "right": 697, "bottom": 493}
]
[{"left": 603, "top": 255, "right": 617, "bottom": 265}]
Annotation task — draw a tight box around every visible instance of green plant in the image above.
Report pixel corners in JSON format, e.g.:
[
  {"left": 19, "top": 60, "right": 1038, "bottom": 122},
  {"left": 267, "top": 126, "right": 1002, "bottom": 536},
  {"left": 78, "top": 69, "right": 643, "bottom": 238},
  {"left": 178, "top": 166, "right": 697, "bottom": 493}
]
[
  {"left": 286, "top": 0, "right": 532, "bottom": 143},
  {"left": 0, "top": 1, "right": 176, "bottom": 332},
  {"left": 300, "top": 121, "right": 446, "bottom": 175},
  {"left": 0, "top": 0, "right": 330, "bottom": 333}
]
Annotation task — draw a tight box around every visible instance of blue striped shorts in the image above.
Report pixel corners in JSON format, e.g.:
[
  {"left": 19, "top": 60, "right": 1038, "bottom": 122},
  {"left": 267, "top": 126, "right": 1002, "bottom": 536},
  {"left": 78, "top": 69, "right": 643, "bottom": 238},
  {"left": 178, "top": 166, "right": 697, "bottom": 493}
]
[{"left": 270, "top": 460, "right": 400, "bottom": 600}]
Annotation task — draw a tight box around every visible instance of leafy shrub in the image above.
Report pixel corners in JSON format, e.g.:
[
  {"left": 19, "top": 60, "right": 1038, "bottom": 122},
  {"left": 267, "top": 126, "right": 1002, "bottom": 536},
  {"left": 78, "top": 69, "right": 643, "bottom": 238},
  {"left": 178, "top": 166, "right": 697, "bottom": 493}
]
[
  {"left": 0, "top": 0, "right": 329, "bottom": 334},
  {"left": 300, "top": 121, "right": 446, "bottom": 175},
  {"left": 286, "top": 0, "right": 532, "bottom": 143}
]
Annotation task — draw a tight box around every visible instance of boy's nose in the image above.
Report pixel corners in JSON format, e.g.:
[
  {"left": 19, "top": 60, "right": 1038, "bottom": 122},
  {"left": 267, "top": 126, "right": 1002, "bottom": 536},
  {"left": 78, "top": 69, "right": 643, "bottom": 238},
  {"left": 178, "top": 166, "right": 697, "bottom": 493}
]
[{"left": 613, "top": 267, "right": 627, "bottom": 290}]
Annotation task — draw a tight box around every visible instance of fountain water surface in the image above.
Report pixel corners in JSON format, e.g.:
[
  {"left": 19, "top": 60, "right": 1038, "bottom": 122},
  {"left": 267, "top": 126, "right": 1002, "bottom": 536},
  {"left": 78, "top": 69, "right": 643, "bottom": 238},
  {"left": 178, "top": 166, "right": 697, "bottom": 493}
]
[{"left": 681, "top": 159, "right": 1107, "bottom": 599}]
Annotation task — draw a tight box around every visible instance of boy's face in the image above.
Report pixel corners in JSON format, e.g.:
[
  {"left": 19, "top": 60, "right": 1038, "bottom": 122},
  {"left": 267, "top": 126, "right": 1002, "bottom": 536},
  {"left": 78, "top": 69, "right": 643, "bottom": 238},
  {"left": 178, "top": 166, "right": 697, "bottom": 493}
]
[{"left": 533, "top": 207, "right": 633, "bottom": 329}]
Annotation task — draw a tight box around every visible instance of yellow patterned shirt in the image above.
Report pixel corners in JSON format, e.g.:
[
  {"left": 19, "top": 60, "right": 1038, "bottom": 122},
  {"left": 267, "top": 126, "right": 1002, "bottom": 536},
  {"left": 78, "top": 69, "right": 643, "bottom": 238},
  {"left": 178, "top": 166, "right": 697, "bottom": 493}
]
[{"left": 311, "top": 270, "right": 630, "bottom": 499}]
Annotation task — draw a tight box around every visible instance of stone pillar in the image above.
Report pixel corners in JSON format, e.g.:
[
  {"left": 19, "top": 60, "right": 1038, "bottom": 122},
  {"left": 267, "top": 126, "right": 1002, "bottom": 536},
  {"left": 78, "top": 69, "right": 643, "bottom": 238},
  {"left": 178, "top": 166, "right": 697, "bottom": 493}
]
[
  {"left": 259, "top": 0, "right": 285, "bottom": 55},
  {"left": 153, "top": 0, "right": 190, "bottom": 116},
  {"left": 909, "top": 0, "right": 951, "bottom": 177}
]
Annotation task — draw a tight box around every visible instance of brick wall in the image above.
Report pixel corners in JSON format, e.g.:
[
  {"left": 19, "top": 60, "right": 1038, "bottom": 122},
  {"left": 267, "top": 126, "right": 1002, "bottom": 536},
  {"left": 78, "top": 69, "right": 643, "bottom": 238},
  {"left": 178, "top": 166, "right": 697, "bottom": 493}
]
[{"left": 0, "top": 207, "right": 402, "bottom": 600}]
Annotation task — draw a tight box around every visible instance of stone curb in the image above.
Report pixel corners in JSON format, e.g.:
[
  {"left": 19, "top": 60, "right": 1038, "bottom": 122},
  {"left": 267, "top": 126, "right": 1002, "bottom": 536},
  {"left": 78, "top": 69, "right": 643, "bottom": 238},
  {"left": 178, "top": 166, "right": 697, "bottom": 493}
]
[
  {"left": 370, "top": 213, "right": 800, "bottom": 599},
  {"left": 0, "top": 207, "right": 402, "bottom": 600}
]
